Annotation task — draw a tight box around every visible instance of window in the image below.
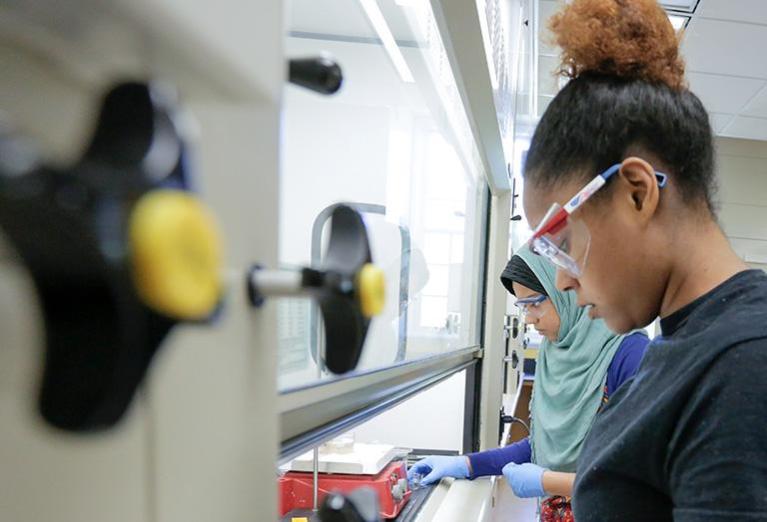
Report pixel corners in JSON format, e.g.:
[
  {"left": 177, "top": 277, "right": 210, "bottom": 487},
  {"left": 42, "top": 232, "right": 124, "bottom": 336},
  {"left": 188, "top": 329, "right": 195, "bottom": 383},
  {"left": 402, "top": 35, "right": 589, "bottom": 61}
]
[{"left": 278, "top": 0, "right": 488, "bottom": 391}]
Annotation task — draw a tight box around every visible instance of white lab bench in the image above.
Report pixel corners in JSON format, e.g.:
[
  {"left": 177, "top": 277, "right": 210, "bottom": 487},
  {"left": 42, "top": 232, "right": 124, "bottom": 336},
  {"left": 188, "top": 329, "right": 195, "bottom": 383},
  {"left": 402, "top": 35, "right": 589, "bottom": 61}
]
[{"left": 413, "top": 476, "right": 537, "bottom": 522}]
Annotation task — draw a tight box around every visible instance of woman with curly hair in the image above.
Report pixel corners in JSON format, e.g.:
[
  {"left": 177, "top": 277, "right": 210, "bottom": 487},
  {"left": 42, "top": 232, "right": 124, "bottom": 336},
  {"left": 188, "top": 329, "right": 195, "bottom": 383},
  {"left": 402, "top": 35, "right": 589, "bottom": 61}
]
[{"left": 522, "top": 0, "right": 767, "bottom": 520}]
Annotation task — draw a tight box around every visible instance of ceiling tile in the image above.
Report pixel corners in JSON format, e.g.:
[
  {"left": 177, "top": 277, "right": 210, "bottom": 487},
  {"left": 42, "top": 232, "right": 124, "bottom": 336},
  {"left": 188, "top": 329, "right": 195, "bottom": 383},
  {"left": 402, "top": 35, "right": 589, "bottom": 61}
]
[
  {"left": 683, "top": 19, "right": 767, "bottom": 79},
  {"left": 688, "top": 73, "right": 764, "bottom": 114},
  {"left": 722, "top": 115, "right": 767, "bottom": 141},
  {"left": 697, "top": 0, "right": 767, "bottom": 25},
  {"left": 709, "top": 112, "right": 735, "bottom": 134},
  {"left": 742, "top": 84, "right": 767, "bottom": 118}
]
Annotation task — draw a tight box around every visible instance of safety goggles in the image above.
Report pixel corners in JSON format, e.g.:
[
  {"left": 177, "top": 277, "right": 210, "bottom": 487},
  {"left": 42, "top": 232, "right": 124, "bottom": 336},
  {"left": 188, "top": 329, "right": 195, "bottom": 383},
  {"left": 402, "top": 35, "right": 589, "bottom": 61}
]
[
  {"left": 529, "top": 163, "right": 668, "bottom": 278},
  {"left": 514, "top": 294, "right": 548, "bottom": 319}
]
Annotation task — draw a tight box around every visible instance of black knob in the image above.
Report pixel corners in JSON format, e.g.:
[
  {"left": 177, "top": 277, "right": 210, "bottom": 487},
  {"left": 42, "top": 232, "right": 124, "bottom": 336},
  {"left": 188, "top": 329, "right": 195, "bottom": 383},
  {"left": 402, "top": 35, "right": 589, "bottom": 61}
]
[
  {"left": 512, "top": 316, "right": 520, "bottom": 339},
  {"left": 0, "top": 81, "right": 207, "bottom": 432},
  {"left": 289, "top": 56, "right": 343, "bottom": 95}
]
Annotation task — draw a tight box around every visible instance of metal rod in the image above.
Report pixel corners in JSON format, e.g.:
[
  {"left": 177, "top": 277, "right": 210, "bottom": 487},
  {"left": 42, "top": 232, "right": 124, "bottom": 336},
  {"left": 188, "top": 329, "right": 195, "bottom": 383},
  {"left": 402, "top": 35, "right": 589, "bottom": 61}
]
[
  {"left": 251, "top": 269, "right": 303, "bottom": 297},
  {"left": 313, "top": 315, "right": 325, "bottom": 512},
  {"left": 312, "top": 447, "right": 319, "bottom": 511}
]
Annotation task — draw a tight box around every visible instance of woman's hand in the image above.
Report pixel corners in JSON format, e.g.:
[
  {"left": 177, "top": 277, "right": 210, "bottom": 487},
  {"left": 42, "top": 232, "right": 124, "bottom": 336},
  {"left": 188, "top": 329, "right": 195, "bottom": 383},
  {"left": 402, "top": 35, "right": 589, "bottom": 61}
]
[
  {"left": 502, "top": 462, "right": 547, "bottom": 498},
  {"left": 407, "top": 456, "right": 470, "bottom": 486}
]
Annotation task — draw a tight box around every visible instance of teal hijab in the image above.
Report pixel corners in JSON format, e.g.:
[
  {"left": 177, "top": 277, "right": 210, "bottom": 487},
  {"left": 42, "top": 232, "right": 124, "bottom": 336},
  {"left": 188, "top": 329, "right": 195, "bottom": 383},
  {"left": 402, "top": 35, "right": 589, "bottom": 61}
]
[{"left": 515, "top": 246, "right": 629, "bottom": 473}]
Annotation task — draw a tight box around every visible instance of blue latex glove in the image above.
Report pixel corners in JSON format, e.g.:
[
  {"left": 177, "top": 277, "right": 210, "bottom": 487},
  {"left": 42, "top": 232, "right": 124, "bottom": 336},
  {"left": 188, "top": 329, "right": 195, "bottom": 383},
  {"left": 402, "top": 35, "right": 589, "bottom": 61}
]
[
  {"left": 502, "top": 462, "right": 547, "bottom": 498},
  {"left": 407, "top": 456, "right": 470, "bottom": 486}
]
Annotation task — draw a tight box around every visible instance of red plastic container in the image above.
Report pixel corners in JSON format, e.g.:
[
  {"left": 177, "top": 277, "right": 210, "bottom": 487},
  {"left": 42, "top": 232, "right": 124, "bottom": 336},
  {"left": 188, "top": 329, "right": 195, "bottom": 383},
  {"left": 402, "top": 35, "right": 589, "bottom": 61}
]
[{"left": 279, "top": 460, "right": 411, "bottom": 519}]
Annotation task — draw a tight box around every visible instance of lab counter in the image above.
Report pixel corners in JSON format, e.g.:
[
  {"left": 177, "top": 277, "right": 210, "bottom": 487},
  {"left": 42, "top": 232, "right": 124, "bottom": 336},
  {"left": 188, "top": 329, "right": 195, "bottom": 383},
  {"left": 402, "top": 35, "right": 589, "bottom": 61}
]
[
  {"left": 410, "top": 385, "right": 537, "bottom": 522},
  {"left": 413, "top": 475, "right": 536, "bottom": 522},
  {"left": 279, "top": 473, "right": 536, "bottom": 522},
  {"left": 413, "top": 476, "right": 494, "bottom": 521}
]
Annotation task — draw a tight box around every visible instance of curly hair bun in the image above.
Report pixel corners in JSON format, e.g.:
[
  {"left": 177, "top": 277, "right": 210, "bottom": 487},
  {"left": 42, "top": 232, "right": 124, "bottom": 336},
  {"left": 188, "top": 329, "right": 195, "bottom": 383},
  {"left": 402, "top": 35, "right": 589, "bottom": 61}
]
[{"left": 549, "top": 0, "right": 686, "bottom": 90}]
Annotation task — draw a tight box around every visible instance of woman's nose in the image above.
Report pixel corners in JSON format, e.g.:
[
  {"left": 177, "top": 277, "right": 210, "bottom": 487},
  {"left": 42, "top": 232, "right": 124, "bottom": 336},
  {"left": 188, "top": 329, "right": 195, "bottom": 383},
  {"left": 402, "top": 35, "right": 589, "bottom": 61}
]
[{"left": 523, "top": 314, "right": 536, "bottom": 325}]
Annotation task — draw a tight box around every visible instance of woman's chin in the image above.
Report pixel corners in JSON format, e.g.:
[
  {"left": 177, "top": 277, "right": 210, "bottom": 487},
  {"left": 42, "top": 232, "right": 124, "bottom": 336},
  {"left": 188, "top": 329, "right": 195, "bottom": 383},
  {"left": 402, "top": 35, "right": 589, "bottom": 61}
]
[{"left": 602, "top": 313, "right": 635, "bottom": 334}]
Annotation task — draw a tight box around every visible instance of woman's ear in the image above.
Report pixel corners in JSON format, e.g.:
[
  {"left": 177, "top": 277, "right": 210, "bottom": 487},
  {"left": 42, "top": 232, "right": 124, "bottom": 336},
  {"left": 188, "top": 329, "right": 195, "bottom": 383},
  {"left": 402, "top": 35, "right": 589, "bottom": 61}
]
[{"left": 618, "top": 157, "right": 661, "bottom": 222}]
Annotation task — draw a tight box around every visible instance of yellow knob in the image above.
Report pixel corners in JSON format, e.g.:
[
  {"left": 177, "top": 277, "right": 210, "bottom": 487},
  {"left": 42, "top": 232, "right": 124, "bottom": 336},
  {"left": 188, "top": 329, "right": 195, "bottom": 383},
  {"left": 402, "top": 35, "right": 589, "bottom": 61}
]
[
  {"left": 357, "top": 263, "right": 385, "bottom": 318},
  {"left": 129, "top": 190, "right": 222, "bottom": 320}
]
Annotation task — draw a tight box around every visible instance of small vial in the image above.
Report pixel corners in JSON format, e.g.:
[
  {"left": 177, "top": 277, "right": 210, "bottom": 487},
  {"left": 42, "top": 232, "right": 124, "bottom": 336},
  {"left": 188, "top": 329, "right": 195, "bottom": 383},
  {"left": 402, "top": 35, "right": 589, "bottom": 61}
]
[{"left": 409, "top": 472, "right": 424, "bottom": 490}]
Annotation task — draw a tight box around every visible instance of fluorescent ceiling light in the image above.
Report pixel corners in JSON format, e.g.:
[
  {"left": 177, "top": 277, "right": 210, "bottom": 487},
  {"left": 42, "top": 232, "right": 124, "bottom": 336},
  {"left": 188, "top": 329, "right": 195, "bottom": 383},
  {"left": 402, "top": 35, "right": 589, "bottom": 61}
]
[
  {"left": 358, "top": 0, "right": 415, "bottom": 83},
  {"left": 668, "top": 14, "right": 689, "bottom": 31}
]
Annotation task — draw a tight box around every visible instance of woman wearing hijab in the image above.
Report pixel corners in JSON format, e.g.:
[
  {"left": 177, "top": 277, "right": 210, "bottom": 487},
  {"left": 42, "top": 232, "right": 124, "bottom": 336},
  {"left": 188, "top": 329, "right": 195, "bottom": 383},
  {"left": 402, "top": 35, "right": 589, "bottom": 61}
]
[{"left": 407, "top": 246, "right": 649, "bottom": 520}]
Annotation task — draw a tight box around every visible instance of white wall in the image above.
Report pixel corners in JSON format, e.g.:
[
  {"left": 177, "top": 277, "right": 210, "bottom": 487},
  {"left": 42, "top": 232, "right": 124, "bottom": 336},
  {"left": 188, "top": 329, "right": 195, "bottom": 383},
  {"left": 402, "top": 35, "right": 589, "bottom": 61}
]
[
  {"left": 716, "top": 137, "right": 767, "bottom": 271},
  {"left": 352, "top": 371, "right": 466, "bottom": 452}
]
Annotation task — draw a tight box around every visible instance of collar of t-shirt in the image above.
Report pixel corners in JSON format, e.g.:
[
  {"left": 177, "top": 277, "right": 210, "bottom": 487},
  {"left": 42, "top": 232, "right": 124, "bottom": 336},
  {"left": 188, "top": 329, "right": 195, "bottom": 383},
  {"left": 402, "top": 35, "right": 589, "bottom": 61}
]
[{"left": 660, "top": 270, "right": 758, "bottom": 338}]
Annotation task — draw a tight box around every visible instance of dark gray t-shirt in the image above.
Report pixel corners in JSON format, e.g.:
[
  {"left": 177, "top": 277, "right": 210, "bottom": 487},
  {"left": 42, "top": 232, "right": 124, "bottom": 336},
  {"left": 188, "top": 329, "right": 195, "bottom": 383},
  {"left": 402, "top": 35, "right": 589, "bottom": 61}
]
[{"left": 573, "top": 270, "right": 767, "bottom": 521}]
